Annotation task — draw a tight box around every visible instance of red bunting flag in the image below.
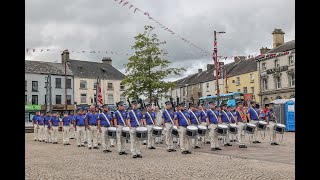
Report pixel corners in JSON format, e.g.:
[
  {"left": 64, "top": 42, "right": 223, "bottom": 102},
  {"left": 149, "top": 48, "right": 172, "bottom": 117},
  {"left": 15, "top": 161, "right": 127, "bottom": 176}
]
[
  {"left": 123, "top": 2, "right": 129, "bottom": 6},
  {"left": 129, "top": 5, "right": 133, "bottom": 9},
  {"left": 134, "top": 8, "right": 139, "bottom": 13},
  {"left": 119, "top": 0, "right": 124, "bottom": 4}
]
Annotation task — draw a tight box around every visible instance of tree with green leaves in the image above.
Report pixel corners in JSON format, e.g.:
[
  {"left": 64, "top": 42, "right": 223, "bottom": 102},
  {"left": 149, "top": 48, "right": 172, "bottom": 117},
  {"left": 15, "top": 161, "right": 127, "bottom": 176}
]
[{"left": 121, "top": 25, "right": 185, "bottom": 104}]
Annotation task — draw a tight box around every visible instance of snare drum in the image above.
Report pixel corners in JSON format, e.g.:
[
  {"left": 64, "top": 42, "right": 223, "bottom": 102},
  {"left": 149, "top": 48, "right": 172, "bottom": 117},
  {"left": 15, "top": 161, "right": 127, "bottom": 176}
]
[
  {"left": 228, "top": 124, "right": 238, "bottom": 134},
  {"left": 107, "top": 127, "right": 117, "bottom": 139},
  {"left": 217, "top": 124, "right": 228, "bottom": 136},
  {"left": 245, "top": 123, "right": 256, "bottom": 134},
  {"left": 136, "top": 127, "right": 148, "bottom": 140},
  {"left": 121, "top": 127, "right": 130, "bottom": 140},
  {"left": 198, "top": 125, "right": 207, "bottom": 135},
  {"left": 186, "top": 126, "right": 198, "bottom": 138},
  {"left": 275, "top": 123, "right": 286, "bottom": 134},
  {"left": 172, "top": 126, "right": 179, "bottom": 137},
  {"left": 257, "top": 121, "right": 267, "bottom": 130},
  {"left": 152, "top": 126, "right": 163, "bottom": 137}
]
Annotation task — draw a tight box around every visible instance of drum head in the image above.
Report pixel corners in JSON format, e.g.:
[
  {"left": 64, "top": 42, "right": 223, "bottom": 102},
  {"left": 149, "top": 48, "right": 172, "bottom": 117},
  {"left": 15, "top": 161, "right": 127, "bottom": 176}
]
[
  {"left": 153, "top": 126, "right": 163, "bottom": 130},
  {"left": 108, "top": 127, "right": 116, "bottom": 131},
  {"left": 218, "top": 124, "right": 228, "bottom": 128},
  {"left": 247, "top": 123, "right": 256, "bottom": 128},
  {"left": 258, "top": 121, "right": 267, "bottom": 125},
  {"left": 122, "top": 127, "right": 130, "bottom": 131},
  {"left": 229, "top": 124, "right": 237, "bottom": 128},
  {"left": 198, "top": 125, "right": 207, "bottom": 130},
  {"left": 173, "top": 126, "right": 178, "bottom": 130},
  {"left": 137, "top": 127, "right": 147, "bottom": 131},
  {"left": 276, "top": 123, "right": 286, "bottom": 128},
  {"left": 187, "top": 126, "right": 198, "bottom": 130}
]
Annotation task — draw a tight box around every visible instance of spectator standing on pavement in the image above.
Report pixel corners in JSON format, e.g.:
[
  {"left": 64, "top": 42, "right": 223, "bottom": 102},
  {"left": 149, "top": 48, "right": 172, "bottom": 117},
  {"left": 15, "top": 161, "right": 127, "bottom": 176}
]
[
  {"left": 62, "top": 111, "right": 71, "bottom": 146},
  {"left": 85, "top": 105, "right": 100, "bottom": 150},
  {"left": 49, "top": 112, "right": 60, "bottom": 144},
  {"left": 32, "top": 111, "right": 40, "bottom": 141},
  {"left": 154, "top": 106, "right": 163, "bottom": 144},
  {"left": 44, "top": 111, "right": 52, "bottom": 143}
]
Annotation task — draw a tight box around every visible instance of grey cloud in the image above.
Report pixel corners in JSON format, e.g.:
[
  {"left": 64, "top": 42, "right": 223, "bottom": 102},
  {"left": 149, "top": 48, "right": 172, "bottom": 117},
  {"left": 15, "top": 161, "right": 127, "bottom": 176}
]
[{"left": 25, "top": 0, "right": 294, "bottom": 78}]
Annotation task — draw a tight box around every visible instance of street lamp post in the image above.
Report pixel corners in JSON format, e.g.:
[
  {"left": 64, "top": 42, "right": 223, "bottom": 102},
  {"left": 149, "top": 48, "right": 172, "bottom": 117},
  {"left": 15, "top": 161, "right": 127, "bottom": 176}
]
[{"left": 213, "top": 30, "right": 225, "bottom": 106}]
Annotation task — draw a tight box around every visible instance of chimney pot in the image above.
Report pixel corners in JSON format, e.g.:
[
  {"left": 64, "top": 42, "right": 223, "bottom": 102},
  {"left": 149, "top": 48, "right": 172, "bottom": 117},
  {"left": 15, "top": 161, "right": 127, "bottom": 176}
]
[
  {"left": 198, "top": 69, "right": 202, "bottom": 73},
  {"left": 61, "top": 49, "right": 70, "bottom": 64},
  {"left": 102, "top": 57, "right": 112, "bottom": 66},
  {"left": 272, "top": 28, "right": 285, "bottom": 48}
]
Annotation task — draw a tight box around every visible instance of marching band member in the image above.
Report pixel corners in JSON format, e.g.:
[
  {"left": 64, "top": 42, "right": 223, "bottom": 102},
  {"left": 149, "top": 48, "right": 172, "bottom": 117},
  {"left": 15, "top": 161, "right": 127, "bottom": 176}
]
[
  {"left": 144, "top": 103, "right": 157, "bottom": 149},
  {"left": 162, "top": 101, "right": 176, "bottom": 152},
  {"left": 234, "top": 102, "right": 247, "bottom": 148},
  {"left": 85, "top": 106, "right": 100, "bottom": 149},
  {"left": 36, "top": 112, "right": 45, "bottom": 142},
  {"left": 199, "top": 104, "right": 210, "bottom": 144},
  {"left": 83, "top": 108, "right": 88, "bottom": 144},
  {"left": 220, "top": 104, "right": 232, "bottom": 147},
  {"left": 206, "top": 101, "right": 222, "bottom": 151},
  {"left": 32, "top": 111, "right": 40, "bottom": 141},
  {"left": 227, "top": 105, "right": 237, "bottom": 142},
  {"left": 98, "top": 104, "right": 113, "bottom": 153},
  {"left": 74, "top": 108, "right": 86, "bottom": 147},
  {"left": 247, "top": 102, "right": 262, "bottom": 144},
  {"left": 266, "top": 103, "right": 279, "bottom": 146},
  {"left": 114, "top": 101, "right": 128, "bottom": 155},
  {"left": 95, "top": 106, "right": 102, "bottom": 146},
  {"left": 43, "top": 111, "right": 52, "bottom": 143},
  {"left": 154, "top": 106, "right": 163, "bottom": 144},
  {"left": 175, "top": 103, "right": 192, "bottom": 154},
  {"left": 68, "top": 111, "right": 76, "bottom": 139},
  {"left": 127, "top": 100, "right": 144, "bottom": 158},
  {"left": 189, "top": 104, "right": 201, "bottom": 149},
  {"left": 62, "top": 111, "right": 71, "bottom": 146},
  {"left": 49, "top": 112, "right": 60, "bottom": 144}
]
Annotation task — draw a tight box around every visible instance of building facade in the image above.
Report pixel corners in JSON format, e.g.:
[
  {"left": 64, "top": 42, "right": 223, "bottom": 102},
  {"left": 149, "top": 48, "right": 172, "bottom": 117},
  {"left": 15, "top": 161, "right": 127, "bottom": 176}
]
[
  {"left": 256, "top": 29, "right": 295, "bottom": 106},
  {"left": 25, "top": 60, "right": 74, "bottom": 124}
]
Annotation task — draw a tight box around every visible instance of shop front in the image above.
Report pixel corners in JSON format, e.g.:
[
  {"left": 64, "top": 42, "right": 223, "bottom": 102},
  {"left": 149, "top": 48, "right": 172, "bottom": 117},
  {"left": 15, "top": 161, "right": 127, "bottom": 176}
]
[{"left": 25, "top": 105, "right": 42, "bottom": 127}]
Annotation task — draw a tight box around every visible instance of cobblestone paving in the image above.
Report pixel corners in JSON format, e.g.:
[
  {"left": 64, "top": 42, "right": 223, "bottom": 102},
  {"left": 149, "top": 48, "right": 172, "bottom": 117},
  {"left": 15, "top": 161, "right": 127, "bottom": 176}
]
[{"left": 25, "top": 131, "right": 294, "bottom": 180}]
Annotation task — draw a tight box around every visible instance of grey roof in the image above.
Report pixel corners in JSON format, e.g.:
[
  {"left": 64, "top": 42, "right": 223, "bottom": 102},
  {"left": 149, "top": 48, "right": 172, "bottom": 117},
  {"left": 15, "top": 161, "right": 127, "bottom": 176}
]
[
  {"left": 68, "top": 59, "right": 124, "bottom": 80},
  {"left": 25, "top": 60, "right": 73, "bottom": 75},
  {"left": 267, "top": 40, "right": 295, "bottom": 53},
  {"left": 225, "top": 59, "right": 257, "bottom": 77}
]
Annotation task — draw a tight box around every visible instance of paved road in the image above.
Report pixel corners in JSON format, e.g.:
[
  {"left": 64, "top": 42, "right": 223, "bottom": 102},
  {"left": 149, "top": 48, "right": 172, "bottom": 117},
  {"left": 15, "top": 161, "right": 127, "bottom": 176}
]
[{"left": 25, "top": 131, "right": 294, "bottom": 180}]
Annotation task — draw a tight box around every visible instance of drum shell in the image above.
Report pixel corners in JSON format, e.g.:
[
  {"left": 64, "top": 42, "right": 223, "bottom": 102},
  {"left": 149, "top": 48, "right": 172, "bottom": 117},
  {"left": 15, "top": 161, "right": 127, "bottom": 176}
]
[
  {"left": 121, "top": 129, "right": 130, "bottom": 139},
  {"left": 217, "top": 125, "right": 228, "bottom": 136},
  {"left": 172, "top": 127, "right": 179, "bottom": 137},
  {"left": 228, "top": 125, "right": 238, "bottom": 134},
  {"left": 186, "top": 126, "right": 198, "bottom": 138},
  {"left": 245, "top": 124, "right": 256, "bottom": 134},
  {"left": 152, "top": 127, "right": 163, "bottom": 137},
  {"left": 136, "top": 128, "right": 148, "bottom": 140},
  {"left": 107, "top": 128, "right": 117, "bottom": 139},
  {"left": 275, "top": 125, "right": 285, "bottom": 134}
]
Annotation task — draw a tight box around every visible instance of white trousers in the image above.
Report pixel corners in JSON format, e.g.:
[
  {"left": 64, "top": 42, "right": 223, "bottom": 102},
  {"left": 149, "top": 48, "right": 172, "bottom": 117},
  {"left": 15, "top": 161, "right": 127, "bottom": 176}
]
[
  {"left": 190, "top": 124, "right": 199, "bottom": 147},
  {"left": 69, "top": 125, "right": 76, "bottom": 139},
  {"left": 63, "top": 126, "right": 70, "bottom": 144},
  {"left": 33, "top": 126, "right": 38, "bottom": 140},
  {"left": 84, "top": 129, "right": 88, "bottom": 142},
  {"left": 250, "top": 120, "right": 259, "bottom": 141},
  {"left": 178, "top": 126, "right": 190, "bottom": 151},
  {"left": 101, "top": 127, "right": 111, "bottom": 150},
  {"left": 269, "top": 121, "right": 277, "bottom": 143},
  {"left": 237, "top": 122, "right": 245, "bottom": 145},
  {"left": 208, "top": 124, "right": 219, "bottom": 148},
  {"left": 222, "top": 123, "right": 230, "bottom": 144},
  {"left": 76, "top": 126, "right": 85, "bottom": 146},
  {"left": 116, "top": 125, "right": 126, "bottom": 152},
  {"left": 88, "top": 125, "right": 98, "bottom": 148},
  {"left": 45, "top": 125, "right": 52, "bottom": 143},
  {"left": 201, "top": 122, "right": 210, "bottom": 143},
  {"left": 97, "top": 130, "right": 101, "bottom": 144},
  {"left": 165, "top": 123, "right": 174, "bottom": 150},
  {"left": 147, "top": 125, "right": 155, "bottom": 148},
  {"left": 130, "top": 127, "right": 141, "bottom": 156},
  {"left": 37, "top": 125, "right": 45, "bottom": 141},
  {"left": 51, "top": 126, "right": 59, "bottom": 143}
]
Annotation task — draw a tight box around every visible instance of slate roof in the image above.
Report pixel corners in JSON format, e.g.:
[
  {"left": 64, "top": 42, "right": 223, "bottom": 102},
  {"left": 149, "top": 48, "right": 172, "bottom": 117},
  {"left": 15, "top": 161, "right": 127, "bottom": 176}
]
[
  {"left": 25, "top": 60, "right": 73, "bottom": 76},
  {"left": 226, "top": 59, "right": 257, "bottom": 77},
  {"left": 68, "top": 59, "right": 124, "bottom": 80},
  {"left": 267, "top": 40, "right": 295, "bottom": 53}
]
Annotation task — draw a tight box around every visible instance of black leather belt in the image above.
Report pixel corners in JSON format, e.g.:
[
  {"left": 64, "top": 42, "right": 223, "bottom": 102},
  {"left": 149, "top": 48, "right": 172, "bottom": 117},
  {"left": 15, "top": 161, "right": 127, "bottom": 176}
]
[
  {"left": 90, "top": 124, "right": 97, "bottom": 126},
  {"left": 252, "top": 119, "right": 259, "bottom": 121},
  {"left": 101, "top": 125, "right": 110, "bottom": 127}
]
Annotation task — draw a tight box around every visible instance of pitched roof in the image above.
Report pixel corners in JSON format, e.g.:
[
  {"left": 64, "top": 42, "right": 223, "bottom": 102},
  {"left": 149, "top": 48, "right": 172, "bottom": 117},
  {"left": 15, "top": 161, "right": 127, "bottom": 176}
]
[
  {"left": 25, "top": 60, "right": 73, "bottom": 75},
  {"left": 68, "top": 59, "right": 124, "bottom": 80},
  {"left": 267, "top": 40, "right": 295, "bottom": 53},
  {"left": 226, "top": 59, "right": 257, "bottom": 77}
]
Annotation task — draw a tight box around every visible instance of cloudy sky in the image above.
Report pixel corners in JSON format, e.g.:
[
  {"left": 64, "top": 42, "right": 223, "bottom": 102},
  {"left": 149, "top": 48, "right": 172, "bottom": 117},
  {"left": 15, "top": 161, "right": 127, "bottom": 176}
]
[{"left": 25, "top": 0, "right": 295, "bottom": 81}]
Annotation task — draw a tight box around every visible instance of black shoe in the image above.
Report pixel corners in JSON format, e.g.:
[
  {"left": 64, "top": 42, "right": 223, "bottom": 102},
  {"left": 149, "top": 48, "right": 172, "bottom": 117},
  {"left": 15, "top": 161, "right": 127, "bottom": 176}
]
[
  {"left": 274, "top": 142, "right": 279, "bottom": 145},
  {"left": 137, "top": 154, "right": 142, "bottom": 158},
  {"left": 227, "top": 143, "right": 232, "bottom": 146},
  {"left": 167, "top": 149, "right": 173, "bottom": 152},
  {"left": 271, "top": 142, "right": 276, "bottom": 146},
  {"left": 256, "top": 141, "right": 261, "bottom": 143},
  {"left": 84, "top": 142, "right": 87, "bottom": 144},
  {"left": 123, "top": 152, "right": 128, "bottom": 155},
  {"left": 66, "top": 143, "right": 71, "bottom": 145},
  {"left": 126, "top": 140, "right": 129, "bottom": 143},
  {"left": 160, "top": 142, "right": 163, "bottom": 144},
  {"left": 93, "top": 147, "right": 99, "bottom": 149},
  {"left": 148, "top": 147, "right": 153, "bottom": 149},
  {"left": 187, "top": 151, "right": 192, "bottom": 154},
  {"left": 78, "top": 145, "right": 81, "bottom": 147},
  {"left": 206, "top": 142, "right": 210, "bottom": 144},
  {"left": 110, "top": 145, "right": 114, "bottom": 147},
  {"left": 143, "top": 143, "right": 147, "bottom": 145},
  {"left": 81, "top": 145, "right": 85, "bottom": 147},
  {"left": 45, "top": 142, "right": 48, "bottom": 143},
  {"left": 215, "top": 147, "right": 222, "bottom": 150},
  {"left": 119, "top": 152, "right": 124, "bottom": 155},
  {"left": 88, "top": 147, "right": 92, "bottom": 149},
  {"left": 133, "top": 155, "right": 137, "bottom": 158},
  {"left": 151, "top": 146, "right": 156, "bottom": 149},
  {"left": 107, "top": 149, "right": 112, "bottom": 152},
  {"left": 239, "top": 145, "right": 247, "bottom": 148},
  {"left": 253, "top": 141, "right": 258, "bottom": 144},
  {"left": 172, "top": 149, "right": 176, "bottom": 152},
  {"left": 194, "top": 146, "right": 200, "bottom": 149},
  {"left": 34, "top": 140, "right": 37, "bottom": 141},
  {"left": 98, "top": 143, "right": 101, "bottom": 146},
  {"left": 181, "top": 151, "right": 188, "bottom": 154},
  {"left": 211, "top": 148, "right": 216, "bottom": 151}
]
